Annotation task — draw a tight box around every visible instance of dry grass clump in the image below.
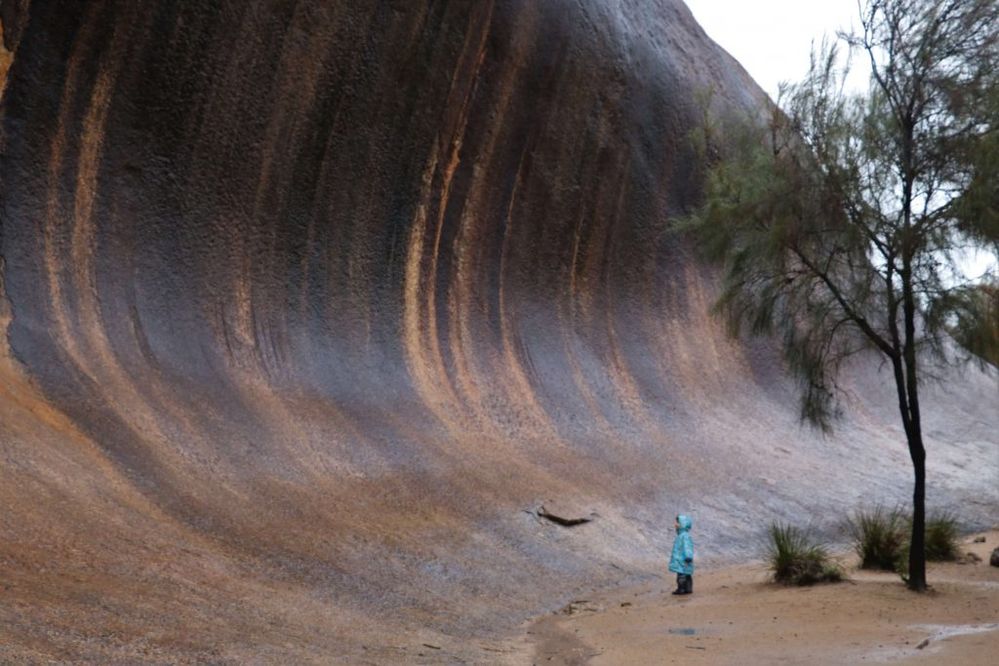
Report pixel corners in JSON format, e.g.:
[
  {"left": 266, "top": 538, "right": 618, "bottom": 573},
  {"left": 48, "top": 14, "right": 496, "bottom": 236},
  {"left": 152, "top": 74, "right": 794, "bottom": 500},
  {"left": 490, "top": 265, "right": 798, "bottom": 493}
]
[
  {"left": 844, "top": 505, "right": 908, "bottom": 571},
  {"left": 924, "top": 512, "right": 960, "bottom": 562},
  {"left": 767, "top": 522, "right": 843, "bottom": 586},
  {"left": 846, "top": 506, "right": 961, "bottom": 579}
]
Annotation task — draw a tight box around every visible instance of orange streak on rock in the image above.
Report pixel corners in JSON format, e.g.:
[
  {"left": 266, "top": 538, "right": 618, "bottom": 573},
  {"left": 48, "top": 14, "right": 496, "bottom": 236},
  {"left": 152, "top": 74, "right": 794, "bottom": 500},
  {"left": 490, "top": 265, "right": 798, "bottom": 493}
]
[
  {"left": 403, "top": 4, "right": 495, "bottom": 433},
  {"left": 444, "top": 8, "right": 561, "bottom": 442},
  {"left": 0, "top": 20, "right": 11, "bottom": 98},
  {"left": 602, "top": 164, "right": 654, "bottom": 429}
]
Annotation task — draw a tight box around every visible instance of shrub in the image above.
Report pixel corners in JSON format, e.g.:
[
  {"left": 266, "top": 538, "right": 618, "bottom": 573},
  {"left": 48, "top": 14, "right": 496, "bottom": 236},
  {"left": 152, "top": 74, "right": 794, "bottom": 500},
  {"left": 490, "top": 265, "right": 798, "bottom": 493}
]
[
  {"left": 843, "top": 505, "right": 908, "bottom": 571},
  {"left": 767, "top": 522, "right": 844, "bottom": 586},
  {"left": 846, "top": 506, "right": 961, "bottom": 580},
  {"left": 895, "top": 541, "right": 910, "bottom": 580},
  {"left": 924, "top": 512, "right": 960, "bottom": 561}
]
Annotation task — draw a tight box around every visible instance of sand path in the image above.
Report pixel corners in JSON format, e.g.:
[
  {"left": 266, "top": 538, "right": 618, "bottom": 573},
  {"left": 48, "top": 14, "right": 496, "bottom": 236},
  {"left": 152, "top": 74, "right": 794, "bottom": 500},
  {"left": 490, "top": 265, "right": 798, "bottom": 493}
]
[{"left": 529, "top": 531, "right": 999, "bottom": 665}]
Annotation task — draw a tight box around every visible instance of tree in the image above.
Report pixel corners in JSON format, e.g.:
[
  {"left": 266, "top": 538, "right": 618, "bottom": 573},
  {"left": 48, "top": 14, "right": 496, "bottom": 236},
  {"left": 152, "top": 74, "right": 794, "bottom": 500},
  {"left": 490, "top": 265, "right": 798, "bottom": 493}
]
[{"left": 685, "top": 0, "right": 999, "bottom": 591}]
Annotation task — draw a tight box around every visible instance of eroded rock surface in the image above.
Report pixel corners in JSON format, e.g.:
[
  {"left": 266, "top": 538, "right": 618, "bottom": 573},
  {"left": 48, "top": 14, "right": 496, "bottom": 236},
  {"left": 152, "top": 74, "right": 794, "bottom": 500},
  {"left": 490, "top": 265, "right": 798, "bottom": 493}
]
[{"left": 1, "top": 1, "right": 995, "bottom": 662}]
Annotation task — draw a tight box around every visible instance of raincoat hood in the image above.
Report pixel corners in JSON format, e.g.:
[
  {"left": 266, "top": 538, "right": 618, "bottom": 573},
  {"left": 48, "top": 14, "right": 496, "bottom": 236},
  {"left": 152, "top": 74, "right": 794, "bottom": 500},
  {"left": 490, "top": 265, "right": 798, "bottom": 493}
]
[{"left": 676, "top": 514, "right": 692, "bottom": 532}]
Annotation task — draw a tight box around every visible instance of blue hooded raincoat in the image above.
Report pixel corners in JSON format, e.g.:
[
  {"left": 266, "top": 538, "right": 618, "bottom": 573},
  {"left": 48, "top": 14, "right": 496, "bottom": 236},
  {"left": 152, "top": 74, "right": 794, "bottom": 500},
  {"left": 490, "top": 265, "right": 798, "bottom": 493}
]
[{"left": 668, "top": 514, "right": 694, "bottom": 575}]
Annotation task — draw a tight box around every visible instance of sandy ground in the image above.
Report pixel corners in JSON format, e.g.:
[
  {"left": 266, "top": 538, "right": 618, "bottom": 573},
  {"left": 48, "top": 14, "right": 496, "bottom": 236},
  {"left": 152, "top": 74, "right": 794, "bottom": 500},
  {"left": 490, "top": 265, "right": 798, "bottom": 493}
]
[{"left": 529, "top": 531, "right": 999, "bottom": 665}]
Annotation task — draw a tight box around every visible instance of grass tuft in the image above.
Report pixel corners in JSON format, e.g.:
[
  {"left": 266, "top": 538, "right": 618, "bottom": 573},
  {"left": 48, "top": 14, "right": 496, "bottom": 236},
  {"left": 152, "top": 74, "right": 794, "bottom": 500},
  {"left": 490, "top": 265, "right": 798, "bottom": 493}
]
[
  {"left": 924, "top": 511, "right": 960, "bottom": 561},
  {"left": 843, "top": 505, "right": 908, "bottom": 571},
  {"left": 845, "top": 506, "right": 962, "bottom": 579},
  {"left": 767, "top": 522, "right": 844, "bottom": 586}
]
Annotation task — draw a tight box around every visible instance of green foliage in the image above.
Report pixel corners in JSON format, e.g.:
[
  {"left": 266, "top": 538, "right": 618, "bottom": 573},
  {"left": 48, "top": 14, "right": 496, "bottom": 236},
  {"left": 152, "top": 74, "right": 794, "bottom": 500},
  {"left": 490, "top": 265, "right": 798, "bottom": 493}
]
[
  {"left": 766, "top": 522, "right": 844, "bottom": 586},
  {"left": 924, "top": 512, "right": 960, "bottom": 561},
  {"left": 683, "top": 0, "right": 999, "bottom": 592},
  {"left": 682, "top": 104, "right": 861, "bottom": 430},
  {"left": 844, "top": 505, "right": 908, "bottom": 571},
  {"left": 682, "top": 1, "right": 999, "bottom": 431},
  {"left": 894, "top": 511, "right": 959, "bottom": 575},
  {"left": 934, "top": 283, "right": 999, "bottom": 369},
  {"left": 845, "top": 506, "right": 960, "bottom": 578},
  {"left": 895, "top": 541, "right": 911, "bottom": 580}
]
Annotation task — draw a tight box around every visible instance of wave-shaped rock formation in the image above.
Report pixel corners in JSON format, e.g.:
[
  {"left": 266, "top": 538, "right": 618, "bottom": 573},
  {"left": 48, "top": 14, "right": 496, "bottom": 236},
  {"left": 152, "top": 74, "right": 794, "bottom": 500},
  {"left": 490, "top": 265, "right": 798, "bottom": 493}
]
[{"left": 1, "top": 1, "right": 995, "bottom": 662}]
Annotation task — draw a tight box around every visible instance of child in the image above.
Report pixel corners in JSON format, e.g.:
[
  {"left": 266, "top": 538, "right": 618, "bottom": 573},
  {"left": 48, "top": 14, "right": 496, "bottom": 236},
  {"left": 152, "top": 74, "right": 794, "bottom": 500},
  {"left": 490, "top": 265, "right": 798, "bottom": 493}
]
[{"left": 669, "top": 514, "right": 694, "bottom": 595}]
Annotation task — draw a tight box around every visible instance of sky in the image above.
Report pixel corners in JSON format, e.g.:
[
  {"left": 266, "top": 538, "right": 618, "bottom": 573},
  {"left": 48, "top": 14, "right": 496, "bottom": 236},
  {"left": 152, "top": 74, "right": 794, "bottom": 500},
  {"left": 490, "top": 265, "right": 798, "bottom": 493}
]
[
  {"left": 684, "top": 0, "right": 866, "bottom": 101},
  {"left": 684, "top": 0, "right": 996, "bottom": 280}
]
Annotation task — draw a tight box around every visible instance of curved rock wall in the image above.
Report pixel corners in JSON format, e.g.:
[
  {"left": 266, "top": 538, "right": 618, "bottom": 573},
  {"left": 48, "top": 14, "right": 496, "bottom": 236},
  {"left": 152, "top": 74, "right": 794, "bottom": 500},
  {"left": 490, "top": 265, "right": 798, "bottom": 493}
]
[{"left": 1, "top": 1, "right": 995, "bottom": 662}]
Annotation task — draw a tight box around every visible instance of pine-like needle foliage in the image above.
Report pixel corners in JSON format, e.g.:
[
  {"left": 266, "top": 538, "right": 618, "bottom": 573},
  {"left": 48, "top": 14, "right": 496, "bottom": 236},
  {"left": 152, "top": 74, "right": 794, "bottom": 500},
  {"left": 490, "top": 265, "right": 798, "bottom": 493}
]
[{"left": 684, "top": 0, "right": 999, "bottom": 590}]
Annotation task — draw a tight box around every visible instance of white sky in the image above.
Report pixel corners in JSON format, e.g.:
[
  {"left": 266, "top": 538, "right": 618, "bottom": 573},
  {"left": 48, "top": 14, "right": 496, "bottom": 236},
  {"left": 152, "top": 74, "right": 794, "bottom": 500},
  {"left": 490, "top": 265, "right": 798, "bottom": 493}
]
[
  {"left": 685, "top": 0, "right": 997, "bottom": 280},
  {"left": 685, "top": 0, "right": 866, "bottom": 101}
]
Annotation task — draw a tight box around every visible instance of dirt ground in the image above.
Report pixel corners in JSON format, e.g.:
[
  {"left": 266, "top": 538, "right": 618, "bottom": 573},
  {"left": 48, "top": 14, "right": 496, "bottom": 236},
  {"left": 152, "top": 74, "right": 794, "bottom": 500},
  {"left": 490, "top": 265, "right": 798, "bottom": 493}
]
[{"left": 529, "top": 531, "right": 999, "bottom": 665}]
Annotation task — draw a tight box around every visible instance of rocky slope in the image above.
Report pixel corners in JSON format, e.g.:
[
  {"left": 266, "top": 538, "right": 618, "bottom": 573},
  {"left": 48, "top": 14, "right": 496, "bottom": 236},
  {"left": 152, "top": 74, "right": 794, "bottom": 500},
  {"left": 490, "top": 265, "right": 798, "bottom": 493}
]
[{"left": 1, "top": 1, "right": 995, "bottom": 662}]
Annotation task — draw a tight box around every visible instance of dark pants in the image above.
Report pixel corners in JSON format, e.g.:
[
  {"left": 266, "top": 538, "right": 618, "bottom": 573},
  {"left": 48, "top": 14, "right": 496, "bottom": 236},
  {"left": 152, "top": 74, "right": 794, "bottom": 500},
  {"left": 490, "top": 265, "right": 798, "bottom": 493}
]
[{"left": 675, "top": 573, "right": 693, "bottom": 594}]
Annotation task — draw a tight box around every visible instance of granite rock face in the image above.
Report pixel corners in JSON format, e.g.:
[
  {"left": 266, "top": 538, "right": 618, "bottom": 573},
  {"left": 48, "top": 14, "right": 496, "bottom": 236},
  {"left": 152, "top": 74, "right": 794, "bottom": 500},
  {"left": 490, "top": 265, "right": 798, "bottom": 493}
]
[{"left": 1, "top": 1, "right": 995, "bottom": 662}]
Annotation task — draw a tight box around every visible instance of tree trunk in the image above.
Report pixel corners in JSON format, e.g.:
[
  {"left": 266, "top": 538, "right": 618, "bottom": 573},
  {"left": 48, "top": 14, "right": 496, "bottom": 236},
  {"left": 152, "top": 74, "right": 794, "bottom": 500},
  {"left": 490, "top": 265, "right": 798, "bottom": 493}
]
[
  {"left": 887, "top": 347, "right": 927, "bottom": 591},
  {"left": 907, "top": 432, "right": 927, "bottom": 591}
]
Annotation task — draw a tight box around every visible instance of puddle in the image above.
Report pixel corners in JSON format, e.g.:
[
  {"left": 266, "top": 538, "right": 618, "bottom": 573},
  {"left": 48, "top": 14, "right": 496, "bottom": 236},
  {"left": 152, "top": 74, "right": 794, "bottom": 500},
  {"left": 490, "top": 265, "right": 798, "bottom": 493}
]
[
  {"left": 929, "top": 579, "right": 999, "bottom": 590},
  {"left": 912, "top": 623, "right": 999, "bottom": 641},
  {"left": 667, "top": 627, "right": 697, "bottom": 636},
  {"left": 865, "top": 623, "right": 999, "bottom": 662}
]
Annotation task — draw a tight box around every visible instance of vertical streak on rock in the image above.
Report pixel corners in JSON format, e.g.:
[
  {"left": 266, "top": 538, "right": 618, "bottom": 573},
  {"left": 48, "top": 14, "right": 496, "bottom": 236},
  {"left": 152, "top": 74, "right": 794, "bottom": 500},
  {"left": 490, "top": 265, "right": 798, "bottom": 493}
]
[
  {"left": 496, "top": 143, "right": 561, "bottom": 439},
  {"left": 42, "top": 5, "right": 98, "bottom": 384},
  {"left": 443, "top": 6, "right": 559, "bottom": 440},
  {"left": 234, "top": 2, "right": 336, "bottom": 476},
  {"left": 48, "top": 6, "right": 184, "bottom": 481},
  {"left": 70, "top": 23, "right": 119, "bottom": 364},
  {"left": 403, "top": 3, "right": 494, "bottom": 432},
  {"left": 404, "top": 141, "right": 446, "bottom": 413},
  {"left": 562, "top": 209, "right": 618, "bottom": 436},
  {"left": 602, "top": 161, "right": 652, "bottom": 427},
  {"left": 0, "top": 21, "right": 11, "bottom": 97}
]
